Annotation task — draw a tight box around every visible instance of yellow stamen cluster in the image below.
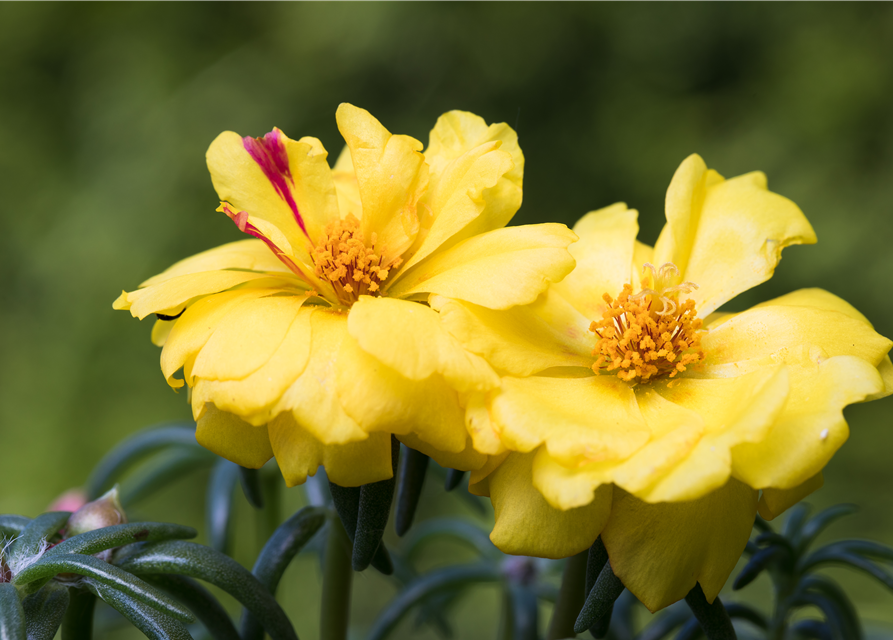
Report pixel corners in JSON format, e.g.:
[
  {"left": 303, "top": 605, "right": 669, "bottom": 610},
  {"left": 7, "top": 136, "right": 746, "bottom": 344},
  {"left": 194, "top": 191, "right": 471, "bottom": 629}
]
[
  {"left": 590, "top": 263, "right": 704, "bottom": 383},
  {"left": 311, "top": 214, "right": 401, "bottom": 306}
]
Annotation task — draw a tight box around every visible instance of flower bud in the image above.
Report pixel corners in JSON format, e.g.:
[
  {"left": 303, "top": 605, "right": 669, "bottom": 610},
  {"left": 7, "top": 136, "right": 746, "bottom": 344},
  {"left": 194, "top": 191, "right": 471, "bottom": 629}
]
[
  {"left": 47, "top": 488, "right": 88, "bottom": 514},
  {"left": 66, "top": 486, "right": 127, "bottom": 537}
]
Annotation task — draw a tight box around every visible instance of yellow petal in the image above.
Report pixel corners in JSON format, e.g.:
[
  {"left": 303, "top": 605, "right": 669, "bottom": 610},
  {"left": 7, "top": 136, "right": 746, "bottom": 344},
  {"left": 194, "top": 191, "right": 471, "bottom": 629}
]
[
  {"left": 347, "top": 296, "right": 499, "bottom": 392},
  {"left": 551, "top": 203, "right": 640, "bottom": 320},
  {"left": 468, "top": 452, "right": 509, "bottom": 497},
  {"left": 489, "top": 452, "right": 611, "bottom": 559},
  {"left": 642, "top": 366, "right": 790, "bottom": 502},
  {"left": 191, "top": 294, "right": 308, "bottom": 382},
  {"left": 190, "top": 308, "right": 312, "bottom": 425},
  {"left": 464, "top": 391, "right": 507, "bottom": 456},
  {"left": 335, "top": 103, "right": 426, "bottom": 261},
  {"left": 161, "top": 289, "right": 272, "bottom": 388},
  {"left": 195, "top": 404, "right": 273, "bottom": 469},
  {"left": 425, "top": 111, "right": 523, "bottom": 238},
  {"left": 704, "top": 297, "right": 892, "bottom": 375},
  {"left": 758, "top": 472, "right": 824, "bottom": 521},
  {"left": 531, "top": 391, "right": 705, "bottom": 510},
  {"left": 388, "top": 223, "right": 576, "bottom": 309},
  {"left": 403, "top": 111, "right": 522, "bottom": 271},
  {"left": 732, "top": 355, "right": 885, "bottom": 489},
  {"left": 139, "top": 240, "right": 293, "bottom": 289},
  {"left": 396, "top": 431, "right": 488, "bottom": 473},
  {"left": 433, "top": 290, "right": 593, "bottom": 378},
  {"left": 331, "top": 145, "right": 363, "bottom": 220},
  {"left": 653, "top": 154, "right": 817, "bottom": 315},
  {"left": 277, "top": 309, "right": 367, "bottom": 445},
  {"left": 602, "top": 480, "right": 758, "bottom": 612},
  {"left": 869, "top": 355, "right": 893, "bottom": 401},
  {"left": 268, "top": 412, "right": 393, "bottom": 487},
  {"left": 151, "top": 319, "right": 175, "bottom": 347},
  {"left": 118, "top": 270, "right": 278, "bottom": 320},
  {"left": 207, "top": 129, "right": 339, "bottom": 256},
  {"left": 489, "top": 375, "right": 650, "bottom": 465},
  {"left": 335, "top": 328, "right": 469, "bottom": 455}
]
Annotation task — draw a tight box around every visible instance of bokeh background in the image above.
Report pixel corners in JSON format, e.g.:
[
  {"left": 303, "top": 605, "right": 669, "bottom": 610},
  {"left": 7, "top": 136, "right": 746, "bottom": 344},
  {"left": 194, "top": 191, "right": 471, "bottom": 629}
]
[{"left": 2, "top": 3, "right": 892, "bottom": 638}]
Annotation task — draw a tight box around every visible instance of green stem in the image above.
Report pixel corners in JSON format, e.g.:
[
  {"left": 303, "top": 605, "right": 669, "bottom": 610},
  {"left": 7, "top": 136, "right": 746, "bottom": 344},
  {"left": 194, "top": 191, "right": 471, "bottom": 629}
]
[
  {"left": 547, "top": 550, "right": 588, "bottom": 640},
  {"left": 61, "top": 588, "right": 95, "bottom": 640},
  {"left": 320, "top": 516, "right": 353, "bottom": 640}
]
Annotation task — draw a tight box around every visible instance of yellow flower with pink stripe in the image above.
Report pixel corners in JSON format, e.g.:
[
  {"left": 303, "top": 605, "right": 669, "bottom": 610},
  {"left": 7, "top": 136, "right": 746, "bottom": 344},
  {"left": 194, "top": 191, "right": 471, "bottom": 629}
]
[{"left": 115, "top": 104, "right": 576, "bottom": 488}]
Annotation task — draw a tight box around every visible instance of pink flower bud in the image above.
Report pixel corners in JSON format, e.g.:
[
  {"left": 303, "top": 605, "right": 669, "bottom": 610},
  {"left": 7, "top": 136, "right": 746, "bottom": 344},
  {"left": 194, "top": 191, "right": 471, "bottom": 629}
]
[{"left": 47, "top": 488, "right": 88, "bottom": 514}]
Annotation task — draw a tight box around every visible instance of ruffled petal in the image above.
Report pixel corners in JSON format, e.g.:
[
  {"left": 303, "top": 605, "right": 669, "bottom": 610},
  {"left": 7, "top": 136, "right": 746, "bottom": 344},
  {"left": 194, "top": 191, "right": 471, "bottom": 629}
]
[
  {"left": 190, "top": 307, "right": 312, "bottom": 425},
  {"left": 601, "top": 480, "right": 758, "bottom": 612},
  {"left": 268, "top": 412, "right": 393, "bottom": 487},
  {"left": 433, "top": 290, "right": 593, "bottom": 378},
  {"left": 402, "top": 112, "right": 520, "bottom": 272},
  {"left": 160, "top": 289, "right": 273, "bottom": 388},
  {"left": 551, "top": 203, "right": 640, "bottom": 320},
  {"left": 653, "top": 154, "right": 817, "bottom": 316},
  {"left": 195, "top": 404, "right": 273, "bottom": 469},
  {"left": 703, "top": 294, "right": 892, "bottom": 375},
  {"left": 489, "top": 452, "right": 612, "bottom": 559},
  {"left": 114, "top": 270, "right": 285, "bottom": 320},
  {"left": 464, "top": 391, "right": 507, "bottom": 456},
  {"left": 732, "top": 355, "right": 885, "bottom": 489},
  {"left": 335, "top": 103, "right": 427, "bottom": 261},
  {"left": 191, "top": 294, "right": 308, "bottom": 382},
  {"left": 139, "top": 240, "right": 293, "bottom": 288},
  {"left": 489, "top": 375, "right": 650, "bottom": 465},
  {"left": 207, "top": 129, "right": 341, "bottom": 254},
  {"left": 758, "top": 472, "right": 824, "bottom": 521},
  {"left": 347, "top": 296, "right": 499, "bottom": 392},
  {"left": 387, "top": 223, "right": 576, "bottom": 309},
  {"left": 335, "top": 328, "right": 469, "bottom": 455},
  {"left": 643, "top": 366, "right": 790, "bottom": 502},
  {"left": 276, "top": 309, "right": 367, "bottom": 445},
  {"left": 424, "top": 110, "right": 523, "bottom": 235}
]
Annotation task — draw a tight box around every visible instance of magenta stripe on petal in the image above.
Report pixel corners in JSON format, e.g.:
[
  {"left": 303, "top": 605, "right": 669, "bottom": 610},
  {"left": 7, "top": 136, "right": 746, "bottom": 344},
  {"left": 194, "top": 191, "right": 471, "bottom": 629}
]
[{"left": 243, "top": 130, "right": 308, "bottom": 236}]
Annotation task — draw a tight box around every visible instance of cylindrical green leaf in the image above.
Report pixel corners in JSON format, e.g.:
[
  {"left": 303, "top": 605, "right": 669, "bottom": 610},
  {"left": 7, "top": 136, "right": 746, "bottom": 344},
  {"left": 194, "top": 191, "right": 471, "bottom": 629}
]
[
  {"left": 241, "top": 506, "right": 327, "bottom": 640},
  {"left": 116, "top": 541, "right": 297, "bottom": 640},
  {"left": 585, "top": 537, "right": 608, "bottom": 597},
  {"left": 238, "top": 467, "right": 264, "bottom": 509},
  {"left": 0, "top": 583, "right": 26, "bottom": 640},
  {"left": 443, "top": 468, "right": 466, "bottom": 492},
  {"left": 86, "top": 425, "right": 200, "bottom": 499},
  {"left": 12, "top": 554, "right": 192, "bottom": 622},
  {"left": 395, "top": 447, "right": 429, "bottom": 537},
  {"left": 353, "top": 437, "right": 399, "bottom": 572},
  {"left": 402, "top": 518, "right": 495, "bottom": 564},
  {"left": 85, "top": 579, "right": 193, "bottom": 640},
  {"left": 145, "top": 574, "right": 239, "bottom": 640},
  {"left": 0, "top": 516, "right": 30, "bottom": 539},
  {"left": 206, "top": 460, "right": 240, "bottom": 554},
  {"left": 45, "top": 523, "right": 197, "bottom": 560},
  {"left": 574, "top": 560, "right": 623, "bottom": 634},
  {"left": 9, "top": 512, "right": 70, "bottom": 559},
  {"left": 22, "top": 582, "right": 70, "bottom": 640},
  {"left": 122, "top": 448, "right": 216, "bottom": 507},
  {"left": 797, "top": 504, "right": 858, "bottom": 552},
  {"left": 366, "top": 563, "right": 500, "bottom": 640},
  {"left": 683, "top": 583, "right": 736, "bottom": 640}
]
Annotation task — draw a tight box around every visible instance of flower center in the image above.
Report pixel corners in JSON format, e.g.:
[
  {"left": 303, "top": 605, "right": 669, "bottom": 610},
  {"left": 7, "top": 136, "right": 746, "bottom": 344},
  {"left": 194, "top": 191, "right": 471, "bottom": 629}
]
[
  {"left": 589, "top": 263, "right": 705, "bottom": 383},
  {"left": 311, "top": 214, "right": 402, "bottom": 306}
]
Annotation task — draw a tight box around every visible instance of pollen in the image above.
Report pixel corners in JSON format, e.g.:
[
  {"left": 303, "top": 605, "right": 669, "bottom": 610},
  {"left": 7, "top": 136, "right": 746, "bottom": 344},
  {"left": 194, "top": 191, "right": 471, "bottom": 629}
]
[
  {"left": 590, "top": 263, "right": 705, "bottom": 383},
  {"left": 311, "top": 214, "right": 401, "bottom": 306}
]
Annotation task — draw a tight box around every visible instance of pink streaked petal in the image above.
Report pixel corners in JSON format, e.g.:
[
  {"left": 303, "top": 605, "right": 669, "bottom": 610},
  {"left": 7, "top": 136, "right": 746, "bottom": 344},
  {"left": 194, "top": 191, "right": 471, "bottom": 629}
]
[
  {"left": 220, "top": 203, "right": 310, "bottom": 281},
  {"left": 243, "top": 129, "right": 308, "bottom": 237}
]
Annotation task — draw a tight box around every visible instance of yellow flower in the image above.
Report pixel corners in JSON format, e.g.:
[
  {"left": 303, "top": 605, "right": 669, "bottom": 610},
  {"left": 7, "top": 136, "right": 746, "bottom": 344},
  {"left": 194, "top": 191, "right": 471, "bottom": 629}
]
[
  {"left": 115, "top": 104, "right": 576, "bottom": 488},
  {"left": 436, "top": 154, "right": 893, "bottom": 611}
]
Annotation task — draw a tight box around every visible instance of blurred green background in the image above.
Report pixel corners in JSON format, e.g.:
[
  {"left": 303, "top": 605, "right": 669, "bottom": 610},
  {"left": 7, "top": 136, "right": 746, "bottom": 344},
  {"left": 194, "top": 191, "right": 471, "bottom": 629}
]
[{"left": 1, "top": 2, "right": 892, "bottom": 637}]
